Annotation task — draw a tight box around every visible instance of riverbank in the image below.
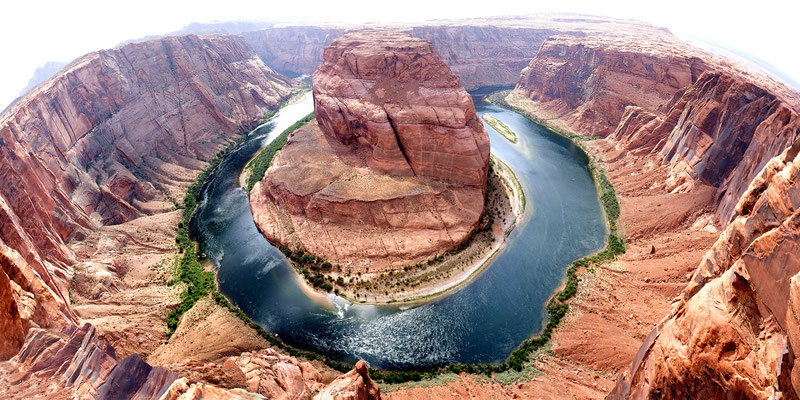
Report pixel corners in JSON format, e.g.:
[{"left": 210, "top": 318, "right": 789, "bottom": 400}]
[
  {"left": 482, "top": 113, "right": 518, "bottom": 143},
  {"left": 329, "top": 154, "right": 526, "bottom": 305},
  {"left": 239, "top": 91, "right": 310, "bottom": 189},
  {"left": 176, "top": 86, "right": 624, "bottom": 385},
  {"left": 385, "top": 89, "right": 721, "bottom": 398}
]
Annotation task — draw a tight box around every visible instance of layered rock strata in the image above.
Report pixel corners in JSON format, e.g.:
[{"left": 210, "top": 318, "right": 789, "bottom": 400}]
[
  {"left": 609, "top": 140, "right": 800, "bottom": 398},
  {"left": 516, "top": 34, "right": 710, "bottom": 138},
  {"left": 0, "top": 323, "right": 177, "bottom": 399},
  {"left": 251, "top": 30, "right": 490, "bottom": 269},
  {"left": 0, "top": 33, "right": 296, "bottom": 360},
  {"left": 314, "top": 360, "right": 380, "bottom": 400},
  {"left": 610, "top": 71, "right": 800, "bottom": 224},
  {"left": 240, "top": 16, "right": 673, "bottom": 89}
]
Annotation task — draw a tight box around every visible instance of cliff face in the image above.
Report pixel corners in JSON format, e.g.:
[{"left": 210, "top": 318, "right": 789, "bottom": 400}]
[
  {"left": 250, "top": 30, "right": 489, "bottom": 270},
  {"left": 0, "top": 33, "right": 295, "bottom": 360},
  {"left": 241, "top": 26, "right": 346, "bottom": 76},
  {"left": 516, "top": 35, "right": 709, "bottom": 137},
  {"left": 611, "top": 72, "right": 800, "bottom": 224},
  {"left": 0, "top": 323, "right": 178, "bottom": 399},
  {"left": 411, "top": 25, "right": 576, "bottom": 89},
  {"left": 241, "top": 24, "right": 580, "bottom": 89},
  {"left": 312, "top": 30, "right": 489, "bottom": 186},
  {"left": 609, "top": 141, "right": 800, "bottom": 399},
  {"left": 313, "top": 360, "right": 381, "bottom": 400}
]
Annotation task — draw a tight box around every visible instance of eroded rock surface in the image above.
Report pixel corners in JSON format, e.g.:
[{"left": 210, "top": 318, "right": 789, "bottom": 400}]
[
  {"left": 611, "top": 71, "right": 800, "bottom": 223},
  {"left": 251, "top": 30, "right": 489, "bottom": 269},
  {"left": 314, "top": 360, "right": 380, "bottom": 400},
  {"left": 609, "top": 142, "right": 800, "bottom": 398},
  {"left": 516, "top": 34, "right": 709, "bottom": 138},
  {"left": 0, "top": 33, "right": 295, "bottom": 360},
  {"left": 0, "top": 323, "right": 177, "bottom": 400}
]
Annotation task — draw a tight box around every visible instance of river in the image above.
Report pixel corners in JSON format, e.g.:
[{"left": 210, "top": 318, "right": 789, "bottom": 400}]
[{"left": 190, "top": 88, "right": 607, "bottom": 369}]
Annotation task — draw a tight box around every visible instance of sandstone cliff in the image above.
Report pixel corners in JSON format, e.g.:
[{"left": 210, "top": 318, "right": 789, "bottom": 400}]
[
  {"left": 0, "top": 33, "right": 295, "bottom": 360},
  {"left": 0, "top": 323, "right": 178, "bottom": 399},
  {"left": 609, "top": 140, "right": 800, "bottom": 398},
  {"left": 240, "top": 17, "right": 671, "bottom": 90},
  {"left": 611, "top": 71, "right": 800, "bottom": 224},
  {"left": 314, "top": 360, "right": 380, "bottom": 400},
  {"left": 250, "top": 30, "right": 489, "bottom": 270},
  {"left": 516, "top": 34, "right": 709, "bottom": 138},
  {"left": 241, "top": 24, "right": 562, "bottom": 88}
]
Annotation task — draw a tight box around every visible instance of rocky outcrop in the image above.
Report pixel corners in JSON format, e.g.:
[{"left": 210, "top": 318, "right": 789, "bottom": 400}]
[
  {"left": 0, "top": 265, "right": 26, "bottom": 360},
  {"left": 160, "top": 348, "right": 325, "bottom": 399},
  {"left": 314, "top": 360, "right": 380, "bottom": 400},
  {"left": 610, "top": 72, "right": 800, "bottom": 223},
  {"left": 250, "top": 30, "right": 489, "bottom": 269},
  {"left": 516, "top": 34, "right": 709, "bottom": 137},
  {"left": 312, "top": 30, "right": 489, "bottom": 186},
  {"left": 609, "top": 141, "right": 800, "bottom": 398},
  {"left": 410, "top": 25, "right": 577, "bottom": 89},
  {"left": 0, "top": 33, "right": 296, "bottom": 359},
  {"left": 0, "top": 323, "right": 177, "bottom": 399},
  {"left": 515, "top": 34, "right": 800, "bottom": 225}
]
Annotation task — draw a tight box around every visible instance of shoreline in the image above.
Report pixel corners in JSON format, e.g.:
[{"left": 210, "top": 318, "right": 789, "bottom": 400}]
[
  {"left": 238, "top": 91, "right": 309, "bottom": 190},
  {"left": 482, "top": 113, "right": 518, "bottom": 143},
  {"left": 247, "top": 153, "right": 526, "bottom": 307},
  {"left": 335, "top": 155, "right": 527, "bottom": 305},
  {"left": 194, "top": 86, "right": 624, "bottom": 383}
]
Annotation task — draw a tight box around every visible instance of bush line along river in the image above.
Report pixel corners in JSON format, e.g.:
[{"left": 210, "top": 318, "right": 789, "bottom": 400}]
[{"left": 170, "top": 88, "right": 624, "bottom": 383}]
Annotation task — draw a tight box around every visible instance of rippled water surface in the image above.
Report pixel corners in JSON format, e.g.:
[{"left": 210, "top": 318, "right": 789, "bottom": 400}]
[{"left": 191, "top": 88, "right": 606, "bottom": 369}]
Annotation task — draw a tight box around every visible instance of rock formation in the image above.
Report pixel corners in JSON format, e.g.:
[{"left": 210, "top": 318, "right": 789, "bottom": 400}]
[
  {"left": 314, "top": 360, "right": 380, "bottom": 400},
  {"left": 499, "top": 27, "right": 800, "bottom": 399},
  {"left": 240, "top": 16, "right": 667, "bottom": 89},
  {"left": 609, "top": 140, "right": 800, "bottom": 398},
  {"left": 516, "top": 34, "right": 709, "bottom": 138},
  {"left": 250, "top": 30, "right": 490, "bottom": 269},
  {"left": 0, "top": 323, "right": 177, "bottom": 399},
  {"left": 0, "top": 33, "right": 296, "bottom": 360},
  {"left": 610, "top": 71, "right": 800, "bottom": 223}
]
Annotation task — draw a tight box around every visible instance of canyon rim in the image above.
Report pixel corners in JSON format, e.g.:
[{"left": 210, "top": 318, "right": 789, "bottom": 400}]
[{"left": 0, "top": 9, "right": 799, "bottom": 400}]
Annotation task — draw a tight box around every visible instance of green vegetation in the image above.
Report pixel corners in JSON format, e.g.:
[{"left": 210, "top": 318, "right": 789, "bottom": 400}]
[
  {"left": 168, "top": 130, "right": 251, "bottom": 337},
  {"left": 245, "top": 112, "right": 316, "bottom": 192},
  {"left": 481, "top": 113, "right": 518, "bottom": 143},
  {"left": 163, "top": 88, "right": 625, "bottom": 385},
  {"left": 485, "top": 90, "right": 601, "bottom": 141},
  {"left": 259, "top": 89, "right": 309, "bottom": 124},
  {"left": 279, "top": 245, "right": 336, "bottom": 292}
]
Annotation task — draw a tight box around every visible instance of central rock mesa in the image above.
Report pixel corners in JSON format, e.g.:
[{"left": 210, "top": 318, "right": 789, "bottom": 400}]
[{"left": 250, "top": 30, "right": 490, "bottom": 271}]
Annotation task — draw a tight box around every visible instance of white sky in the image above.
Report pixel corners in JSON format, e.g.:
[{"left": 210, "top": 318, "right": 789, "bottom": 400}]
[{"left": 1, "top": 0, "right": 798, "bottom": 109}]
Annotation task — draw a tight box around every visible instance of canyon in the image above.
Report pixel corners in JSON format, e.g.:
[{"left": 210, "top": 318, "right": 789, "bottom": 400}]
[
  {"left": 1, "top": 13, "right": 800, "bottom": 400},
  {"left": 250, "top": 30, "right": 490, "bottom": 273}
]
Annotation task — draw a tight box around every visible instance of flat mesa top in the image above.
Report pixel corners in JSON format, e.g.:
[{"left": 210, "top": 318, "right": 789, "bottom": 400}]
[
  {"left": 329, "top": 29, "right": 430, "bottom": 49},
  {"left": 268, "top": 121, "right": 449, "bottom": 201}
]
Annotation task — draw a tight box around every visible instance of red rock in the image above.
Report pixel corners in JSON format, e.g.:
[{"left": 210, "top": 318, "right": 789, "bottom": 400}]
[
  {"left": 241, "top": 17, "right": 673, "bottom": 89},
  {"left": 610, "top": 71, "right": 800, "bottom": 223},
  {"left": 0, "top": 267, "right": 25, "bottom": 361},
  {"left": 313, "top": 360, "right": 381, "bottom": 400},
  {"left": 0, "top": 323, "right": 177, "bottom": 399},
  {"left": 0, "top": 33, "right": 296, "bottom": 359},
  {"left": 516, "top": 34, "right": 709, "bottom": 138},
  {"left": 313, "top": 30, "right": 489, "bottom": 186},
  {"left": 609, "top": 142, "right": 800, "bottom": 398},
  {"left": 251, "top": 30, "right": 489, "bottom": 269}
]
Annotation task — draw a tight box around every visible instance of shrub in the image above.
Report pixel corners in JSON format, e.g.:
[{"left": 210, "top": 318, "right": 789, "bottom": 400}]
[{"left": 246, "top": 113, "right": 315, "bottom": 192}]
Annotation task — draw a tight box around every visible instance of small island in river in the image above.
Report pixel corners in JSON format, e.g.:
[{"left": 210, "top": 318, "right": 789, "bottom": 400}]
[{"left": 482, "top": 113, "right": 518, "bottom": 143}]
